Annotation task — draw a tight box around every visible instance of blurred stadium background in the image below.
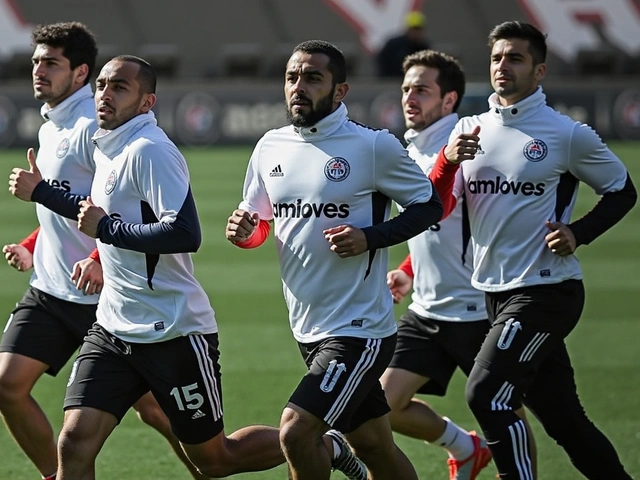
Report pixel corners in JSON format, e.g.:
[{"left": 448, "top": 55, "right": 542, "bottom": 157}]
[{"left": 0, "top": 0, "right": 639, "bottom": 479}]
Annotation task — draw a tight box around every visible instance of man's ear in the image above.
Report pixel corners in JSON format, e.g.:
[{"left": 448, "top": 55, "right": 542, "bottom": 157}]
[
  {"left": 534, "top": 63, "right": 547, "bottom": 82},
  {"left": 334, "top": 82, "right": 350, "bottom": 103},
  {"left": 74, "top": 63, "right": 89, "bottom": 86},
  {"left": 139, "top": 93, "right": 157, "bottom": 113},
  {"left": 443, "top": 91, "right": 458, "bottom": 114}
]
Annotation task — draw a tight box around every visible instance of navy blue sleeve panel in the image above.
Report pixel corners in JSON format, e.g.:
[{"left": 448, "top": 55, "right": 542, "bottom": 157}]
[
  {"left": 569, "top": 173, "right": 637, "bottom": 247},
  {"left": 362, "top": 192, "right": 443, "bottom": 251},
  {"left": 31, "top": 180, "right": 85, "bottom": 220},
  {"left": 96, "top": 187, "right": 202, "bottom": 254}
]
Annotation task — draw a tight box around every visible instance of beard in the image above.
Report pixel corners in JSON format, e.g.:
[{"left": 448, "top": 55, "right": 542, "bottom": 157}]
[
  {"left": 405, "top": 100, "right": 444, "bottom": 131},
  {"left": 97, "top": 100, "right": 141, "bottom": 130},
  {"left": 492, "top": 81, "right": 517, "bottom": 99},
  {"left": 34, "top": 75, "right": 74, "bottom": 105},
  {"left": 285, "top": 91, "right": 334, "bottom": 128}
]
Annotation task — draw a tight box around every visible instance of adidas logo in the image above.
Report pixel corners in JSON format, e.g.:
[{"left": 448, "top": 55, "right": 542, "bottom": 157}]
[
  {"left": 269, "top": 164, "right": 284, "bottom": 177},
  {"left": 191, "top": 409, "right": 206, "bottom": 419}
]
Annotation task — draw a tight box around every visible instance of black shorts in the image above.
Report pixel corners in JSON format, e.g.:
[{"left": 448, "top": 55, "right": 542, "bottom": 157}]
[
  {"left": 388, "top": 311, "right": 490, "bottom": 396},
  {"left": 289, "top": 334, "right": 396, "bottom": 434},
  {"left": 64, "top": 324, "right": 224, "bottom": 445},
  {"left": 0, "top": 287, "right": 96, "bottom": 376},
  {"left": 476, "top": 279, "right": 585, "bottom": 391}
]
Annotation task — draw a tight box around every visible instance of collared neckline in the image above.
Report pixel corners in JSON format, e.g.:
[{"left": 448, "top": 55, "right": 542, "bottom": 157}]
[
  {"left": 293, "top": 102, "right": 348, "bottom": 141},
  {"left": 404, "top": 113, "right": 459, "bottom": 151},
  {"left": 92, "top": 111, "right": 157, "bottom": 157},
  {"left": 40, "top": 84, "right": 94, "bottom": 126},
  {"left": 487, "top": 86, "right": 546, "bottom": 125}
]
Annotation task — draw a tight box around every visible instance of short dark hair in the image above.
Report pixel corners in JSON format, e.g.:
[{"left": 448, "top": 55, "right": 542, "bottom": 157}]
[
  {"left": 402, "top": 50, "right": 466, "bottom": 112},
  {"left": 31, "top": 22, "right": 98, "bottom": 85},
  {"left": 111, "top": 55, "right": 157, "bottom": 94},
  {"left": 292, "top": 40, "right": 347, "bottom": 84},
  {"left": 487, "top": 21, "right": 547, "bottom": 65}
]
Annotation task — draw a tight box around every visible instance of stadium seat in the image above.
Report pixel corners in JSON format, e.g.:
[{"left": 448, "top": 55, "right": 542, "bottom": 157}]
[
  {"left": 219, "top": 43, "right": 265, "bottom": 77},
  {"left": 334, "top": 41, "right": 360, "bottom": 77},
  {"left": 95, "top": 44, "right": 120, "bottom": 77},
  {"left": 0, "top": 47, "right": 33, "bottom": 80},
  {"left": 574, "top": 48, "right": 623, "bottom": 75},
  {"left": 266, "top": 42, "right": 297, "bottom": 77},
  {"left": 139, "top": 43, "right": 180, "bottom": 77}
]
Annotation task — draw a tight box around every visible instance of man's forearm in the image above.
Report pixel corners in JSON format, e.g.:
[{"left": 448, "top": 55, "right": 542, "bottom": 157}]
[{"left": 31, "top": 181, "right": 84, "bottom": 219}]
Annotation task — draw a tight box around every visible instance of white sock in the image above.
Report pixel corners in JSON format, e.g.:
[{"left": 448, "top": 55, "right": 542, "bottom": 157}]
[
  {"left": 431, "top": 417, "right": 475, "bottom": 460},
  {"left": 331, "top": 439, "right": 342, "bottom": 460}
]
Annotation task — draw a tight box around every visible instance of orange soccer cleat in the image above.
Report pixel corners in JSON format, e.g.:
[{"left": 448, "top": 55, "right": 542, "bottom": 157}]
[{"left": 447, "top": 431, "right": 492, "bottom": 480}]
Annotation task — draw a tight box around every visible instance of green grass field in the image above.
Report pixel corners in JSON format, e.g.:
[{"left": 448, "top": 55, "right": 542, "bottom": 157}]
[{"left": 0, "top": 143, "right": 638, "bottom": 479}]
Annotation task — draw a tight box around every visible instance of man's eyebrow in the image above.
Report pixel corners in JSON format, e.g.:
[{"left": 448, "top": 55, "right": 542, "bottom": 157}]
[
  {"left": 287, "top": 68, "right": 325, "bottom": 76},
  {"left": 32, "top": 55, "right": 60, "bottom": 62},
  {"left": 493, "top": 52, "right": 526, "bottom": 59},
  {"left": 97, "top": 77, "right": 132, "bottom": 85}
]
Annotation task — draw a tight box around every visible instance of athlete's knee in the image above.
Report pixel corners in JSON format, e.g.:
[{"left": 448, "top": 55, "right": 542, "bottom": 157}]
[
  {"left": 466, "top": 364, "right": 518, "bottom": 416},
  {"left": 58, "top": 419, "right": 97, "bottom": 465},
  {"left": 59, "top": 407, "right": 117, "bottom": 470},
  {"left": 347, "top": 416, "right": 396, "bottom": 467},
  {"left": 279, "top": 405, "right": 325, "bottom": 454},
  {"left": 382, "top": 383, "right": 411, "bottom": 414},
  {"left": 349, "top": 434, "right": 389, "bottom": 466},
  {"left": 0, "top": 377, "right": 23, "bottom": 407},
  {"left": 0, "top": 356, "right": 38, "bottom": 407}
]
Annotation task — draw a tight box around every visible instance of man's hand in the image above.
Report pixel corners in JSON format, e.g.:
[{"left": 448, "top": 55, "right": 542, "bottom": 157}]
[
  {"left": 71, "top": 257, "right": 104, "bottom": 295},
  {"left": 9, "top": 148, "right": 43, "bottom": 201},
  {"left": 443, "top": 126, "right": 481, "bottom": 164},
  {"left": 323, "top": 225, "right": 368, "bottom": 258},
  {"left": 78, "top": 196, "right": 108, "bottom": 238},
  {"left": 387, "top": 269, "right": 413, "bottom": 303},
  {"left": 545, "top": 220, "right": 576, "bottom": 256},
  {"left": 2, "top": 244, "right": 33, "bottom": 272},
  {"left": 226, "top": 209, "right": 259, "bottom": 243}
]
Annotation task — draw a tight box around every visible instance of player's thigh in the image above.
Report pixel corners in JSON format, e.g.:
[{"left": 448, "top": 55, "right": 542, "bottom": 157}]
[
  {"left": 290, "top": 334, "right": 396, "bottom": 434},
  {"left": 0, "top": 351, "right": 49, "bottom": 397},
  {"left": 380, "top": 367, "right": 430, "bottom": 408},
  {"left": 64, "top": 324, "right": 148, "bottom": 422},
  {"left": 387, "top": 311, "right": 458, "bottom": 397},
  {"left": 522, "top": 342, "right": 583, "bottom": 425},
  {"left": 478, "top": 280, "right": 585, "bottom": 390},
  {"left": 141, "top": 333, "right": 224, "bottom": 445},
  {"left": 345, "top": 413, "right": 396, "bottom": 460},
  {"left": 59, "top": 405, "right": 119, "bottom": 458},
  {"left": 0, "top": 287, "right": 95, "bottom": 376},
  {"left": 442, "top": 319, "right": 491, "bottom": 376}
]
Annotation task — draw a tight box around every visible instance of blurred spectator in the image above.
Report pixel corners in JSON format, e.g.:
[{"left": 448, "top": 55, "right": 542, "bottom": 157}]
[{"left": 376, "top": 11, "right": 430, "bottom": 78}]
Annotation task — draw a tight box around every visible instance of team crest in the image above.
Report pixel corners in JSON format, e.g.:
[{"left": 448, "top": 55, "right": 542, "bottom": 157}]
[
  {"left": 523, "top": 139, "right": 548, "bottom": 162},
  {"left": 324, "top": 157, "right": 350, "bottom": 182},
  {"left": 105, "top": 169, "right": 117, "bottom": 194},
  {"left": 56, "top": 138, "right": 70, "bottom": 158}
]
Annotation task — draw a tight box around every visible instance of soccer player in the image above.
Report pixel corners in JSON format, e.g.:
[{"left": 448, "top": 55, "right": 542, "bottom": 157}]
[
  {"left": 226, "top": 40, "right": 443, "bottom": 480},
  {"left": 380, "top": 49, "right": 493, "bottom": 480},
  {"left": 430, "top": 21, "right": 636, "bottom": 479},
  {"left": 1, "top": 23, "right": 206, "bottom": 480},
  {"left": 8, "top": 55, "right": 287, "bottom": 480}
]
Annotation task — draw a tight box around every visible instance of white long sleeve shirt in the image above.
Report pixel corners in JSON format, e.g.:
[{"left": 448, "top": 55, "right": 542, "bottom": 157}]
[
  {"left": 405, "top": 114, "right": 486, "bottom": 321},
  {"left": 90, "top": 112, "right": 216, "bottom": 342},
  {"left": 31, "top": 84, "right": 99, "bottom": 304},
  {"left": 451, "top": 87, "right": 629, "bottom": 292},
  {"left": 239, "top": 103, "right": 436, "bottom": 342}
]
